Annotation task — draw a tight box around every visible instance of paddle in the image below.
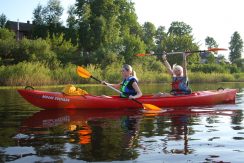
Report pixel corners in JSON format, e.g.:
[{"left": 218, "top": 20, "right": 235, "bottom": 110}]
[
  {"left": 135, "top": 48, "right": 227, "bottom": 56},
  {"left": 76, "top": 66, "right": 161, "bottom": 111}
]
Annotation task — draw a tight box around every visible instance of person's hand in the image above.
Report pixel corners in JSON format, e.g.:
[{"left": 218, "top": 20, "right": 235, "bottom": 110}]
[
  {"left": 183, "top": 50, "right": 191, "bottom": 57},
  {"left": 162, "top": 53, "right": 167, "bottom": 61},
  {"left": 129, "top": 95, "right": 135, "bottom": 99},
  {"left": 101, "top": 81, "right": 108, "bottom": 85}
]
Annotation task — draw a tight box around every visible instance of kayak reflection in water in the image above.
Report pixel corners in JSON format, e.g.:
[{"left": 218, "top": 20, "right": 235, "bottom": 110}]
[
  {"left": 101, "top": 64, "right": 142, "bottom": 99},
  {"left": 11, "top": 108, "right": 142, "bottom": 161},
  {"left": 154, "top": 51, "right": 192, "bottom": 97}
]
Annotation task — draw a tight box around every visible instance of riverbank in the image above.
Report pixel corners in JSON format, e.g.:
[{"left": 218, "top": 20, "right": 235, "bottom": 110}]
[{"left": 1, "top": 62, "right": 244, "bottom": 86}]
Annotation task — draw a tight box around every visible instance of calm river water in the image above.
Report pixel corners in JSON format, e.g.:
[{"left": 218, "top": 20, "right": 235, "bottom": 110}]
[{"left": 0, "top": 83, "right": 244, "bottom": 163}]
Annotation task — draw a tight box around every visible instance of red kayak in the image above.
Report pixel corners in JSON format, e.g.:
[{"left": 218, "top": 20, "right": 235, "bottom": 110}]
[{"left": 17, "top": 88, "right": 237, "bottom": 109}]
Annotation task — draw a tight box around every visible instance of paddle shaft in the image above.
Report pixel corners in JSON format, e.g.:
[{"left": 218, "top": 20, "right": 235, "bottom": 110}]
[
  {"left": 136, "top": 48, "right": 227, "bottom": 57},
  {"left": 167, "top": 50, "right": 210, "bottom": 55},
  {"left": 91, "top": 76, "right": 122, "bottom": 94},
  {"left": 91, "top": 76, "right": 143, "bottom": 105}
]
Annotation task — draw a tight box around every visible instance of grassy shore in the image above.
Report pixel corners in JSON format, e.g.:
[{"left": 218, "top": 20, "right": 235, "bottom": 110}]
[{"left": 1, "top": 62, "right": 244, "bottom": 86}]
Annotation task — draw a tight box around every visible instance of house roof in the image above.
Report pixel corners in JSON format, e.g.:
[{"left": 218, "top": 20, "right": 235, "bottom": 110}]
[{"left": 5, "top": 20, "right": 33, "bottom": 31}]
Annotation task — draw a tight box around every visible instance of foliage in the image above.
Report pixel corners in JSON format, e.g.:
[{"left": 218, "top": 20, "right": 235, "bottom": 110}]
[
  {"left": 13, "top": 38, "right": 59, "bottom": 68},
  {"left": 0, "top": 62, "right": 52, "bottom": 86},
  {"left": 0, "top": 61, "right": 243, "bottom": 86},
  {"left": 116, "top": 0, "right": 142, "bottom": 36},
  {"left": 32, "top": 0, "right": 70, "bottom": 42},
  {"left": 46, "top": 33, "right": 78, "bottom": 65},
  {"left": 103, "top": 62, "right": 124, "bottom": 83},
  {"left": 66, "top": 5, "right": 78, "bottom": 29},
  {"left": 0, "top": 28, "right": 15, "bottom": 40},
  {"left": 0, "top": 38, "right": 16, "bottom": 61},
  {"left": 33, "top": 0, "right": 63, "bottom": 25},
  {"left": 155, "top": 26, "right": 167, "bottom": 52},
  {"left": 0, "top": 29, "right": 16, "bottom": 63},
  {"left": 0, "top": 13, "right": 7, "bottom": 28},
  {"left": 142, "top": 22, "right": 156, "bottom": 51},
  {"left": 189, "top": 63, "right": 239, "bottom": 73},
  {"left": 120, "top": 33, "right": 146, "bottom": 64},
  {"left": 132, "top": 55, "right": 165, "bottom": 72},
  {"left": 0, "top": 0, "right": 243, "bottom": 86},
  {"left": 229, "top": 31, "right": 243, "bottom": 66},
  {"left": 205, "top": 36, "right": 218, "bottom": 48},
  {"left": 168, "top": 21, "right": 192, "bottom": 36},
  {"left": 42, "top": 0, "right": 64, "bottom": 25},
  {"left": 188, "top": 72, "right": 235, "bottom": 83},
  {"left": 160, "top": 34, "right": 200, "bottom": 65},
  {"left": 76, "top": 0, "right": 120, "bottom": 52},
  {"left": 51, "top": 63, "right": 83, "bottom": 84},
  {"left": 206, "top": 53, "right": 216, "bottom": 64},
  {"left": 33, "top": 4, "right": 44, "bottom": 25},
  {"left": 76, "top": 0, "right": 145, "bottom": 64}
]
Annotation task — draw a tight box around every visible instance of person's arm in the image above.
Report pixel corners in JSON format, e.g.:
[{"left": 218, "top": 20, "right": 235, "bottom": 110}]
[
  {"left": 162, "top": 54, "right": 173, "bottom": 75},
  {"left": 101, "top": 81, "right": 121, "bottom": 89},
  {"left": 182, "top": 52, "right": 190, "bottom": 77},
  {"left": 129, "top": 82, "right": 142, "bottom": 99},
  {"left": 111, "top": 83, "right": 122, "bottom": 89}
]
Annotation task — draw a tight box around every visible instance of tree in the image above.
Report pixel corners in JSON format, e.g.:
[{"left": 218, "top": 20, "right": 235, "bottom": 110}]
[
  {"left": 42, "top": 0, "right": 64, "bottom": 25},
  {"left": 121, "top": 33, "right": 146, "bottom": 64},
  {"left": 155, "top": 26, "right": 167, "bottom": 53},
  {"left": 75, "top": 0, "right": 145, "bottom": 64},
  {"left": 66, "top": 5, "right": 77, "bottom": 29},
  {"left": 155, "top": 26, "right": 166, "bottom": 45},
  {"left": 0, "top": 28, "right": 16, "bottom": 62},
  {"left": 116, "top": 0, "right": 142, "bottom": 37},
  {"left": 163, "top": 21, "right": 200, "bottom": 64},
  {"left": 205, "top": 36, "right": 218, "bottom": 49},
  {"left": 160, "top": 34, "right": 199, "bottom": 64},
  {"left": 205, "top": 36, "right": 218, "bottom": 63},
  {"left": 142, "top": 22, "right": 156, "bottom": 52},
  {"left": 229, "top": 31, "right": 243, "bottom": 65},
  {"left": 168, "top": 21, "right": 192, "bottom": 36},
  {"left": 46, "top": 33, "right": 78, "bottom": 65},
  {"left": 33, "top": 4, "right": 44, "bottom": 25},
  {"left": 0, "top": 13, "right": 7, "bottom": 28}
]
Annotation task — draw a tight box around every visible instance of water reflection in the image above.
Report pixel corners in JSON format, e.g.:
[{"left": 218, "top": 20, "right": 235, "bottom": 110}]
[
  {"left": 140, "top": 107, "right": 238, "bottom": 157},
  {"left": 9, "top": 108, "right": 141, "bottom": 162},
  {"left": 1, "top": 107, "right": 239, "bottom": 162}
]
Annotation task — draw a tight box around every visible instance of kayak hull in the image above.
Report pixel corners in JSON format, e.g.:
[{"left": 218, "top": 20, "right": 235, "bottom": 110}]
[{"left": 17, "top": 89, "right": 237, "bottom": 109}]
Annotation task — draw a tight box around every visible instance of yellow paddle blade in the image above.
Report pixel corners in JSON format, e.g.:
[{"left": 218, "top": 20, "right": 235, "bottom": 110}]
[
  {"left": 208, "top": 48, "right": 227, "bottom": 52},
  {"left": 77, "top": 66, "right": 92, "bottom": 79},
  {"left": 142, "top": 103, "right": 161, "bottom": 111}
]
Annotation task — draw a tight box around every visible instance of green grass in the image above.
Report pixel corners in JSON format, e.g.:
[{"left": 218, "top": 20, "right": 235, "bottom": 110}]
[{"left": 0, "top": 61, "right": 243, "bottom": 86}]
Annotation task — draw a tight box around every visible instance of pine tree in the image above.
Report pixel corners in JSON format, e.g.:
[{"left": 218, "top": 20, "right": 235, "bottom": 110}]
[{"left": 229, "top": 31, "right": 243, "bottom": 64}]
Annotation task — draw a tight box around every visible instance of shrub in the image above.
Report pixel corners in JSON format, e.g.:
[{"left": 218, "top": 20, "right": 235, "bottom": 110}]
[{"left": 0, "top": 62, "right": 52, "bottom": 86}]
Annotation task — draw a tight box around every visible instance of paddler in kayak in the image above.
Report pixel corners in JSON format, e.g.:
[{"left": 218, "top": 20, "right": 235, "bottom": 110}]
[
  {"left": 102, "top": 64, "right": 142, "bottom": 99},
  {"left": 154, "top": 52, "right": 192, "bottom": 97}
]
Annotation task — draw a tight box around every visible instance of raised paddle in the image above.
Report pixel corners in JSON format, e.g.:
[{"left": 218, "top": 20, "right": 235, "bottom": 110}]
[
  {"left": 76, "top": 66, "right": 161, "bottom": 111},
  {"left": 135, "top": 48, "right": 227, "bottom": 56}
]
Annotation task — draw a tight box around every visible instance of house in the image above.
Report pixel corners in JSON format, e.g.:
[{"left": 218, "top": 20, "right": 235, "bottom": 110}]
[{"left": 5, "top": 20, "right": 34, "bottom": 40}]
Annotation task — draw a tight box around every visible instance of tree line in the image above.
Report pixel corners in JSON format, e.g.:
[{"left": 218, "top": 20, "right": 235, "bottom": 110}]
[{"left": 0, "top": 0, "right": 244, "bottom": 86}]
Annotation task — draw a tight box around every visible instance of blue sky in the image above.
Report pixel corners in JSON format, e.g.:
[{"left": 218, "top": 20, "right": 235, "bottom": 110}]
[
  {"left": 1, "top": 0, "right": 244, "bottom": 57},
  {"left": 0, "top": 0, "right": 75, "bottom": 24}
]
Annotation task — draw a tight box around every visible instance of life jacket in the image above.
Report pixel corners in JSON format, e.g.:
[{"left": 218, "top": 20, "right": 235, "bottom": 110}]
[
  {"left": 120, "top": 76, "right": 137, "bottom": 97},
  {"left": 171, "top": 77, "right": 191, "bottom": 95}
]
